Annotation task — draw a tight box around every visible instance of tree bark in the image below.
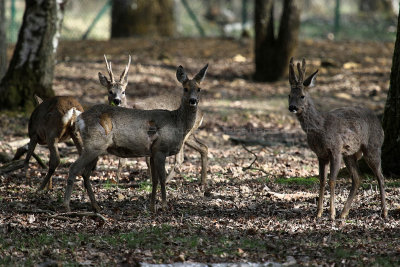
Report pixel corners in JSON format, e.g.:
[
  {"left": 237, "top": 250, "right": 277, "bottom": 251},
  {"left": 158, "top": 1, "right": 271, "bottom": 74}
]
[
  {"left": 0, "top": 0, "right": 6, "bottom": 80},
  {"left": 254, "top": 0, "right": 300, "bottom": 82},
  {"left": 0, "top": 0, "right": 66, "bottom": 111},
  {"left": 382, "top": 9, "right": 400, "bottom": 176},
  {"left": 111, "top": 0, "right": 175, "bottom": 38}
]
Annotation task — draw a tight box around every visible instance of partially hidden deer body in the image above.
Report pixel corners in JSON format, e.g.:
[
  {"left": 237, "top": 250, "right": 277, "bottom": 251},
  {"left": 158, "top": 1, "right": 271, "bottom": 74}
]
[
  {"left": 288, "top": 58, "right": 387, "bottom": 220},
  {"left": 64, "top": 64, "right": 208, "bottom": 212},
  {"left": 21, "top": 95, "right": 84, "bottom": 190},
  {"left": 98, "top": 56, "right": 208, "bottom": 185}
]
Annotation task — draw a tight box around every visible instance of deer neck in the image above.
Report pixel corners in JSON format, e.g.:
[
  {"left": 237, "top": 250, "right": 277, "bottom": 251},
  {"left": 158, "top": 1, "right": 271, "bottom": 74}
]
[
  {"left": 176, "top": 99, "right": 197, "bottom": 136},
  {"left": 296, "top": 98, "right": 325, "bottom": 134}
]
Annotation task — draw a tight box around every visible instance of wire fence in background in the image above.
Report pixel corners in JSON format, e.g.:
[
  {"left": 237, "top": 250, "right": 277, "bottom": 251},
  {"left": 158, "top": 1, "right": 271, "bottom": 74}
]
[{"left": 4, "top": 0, "right": 400, "bottom": 45}]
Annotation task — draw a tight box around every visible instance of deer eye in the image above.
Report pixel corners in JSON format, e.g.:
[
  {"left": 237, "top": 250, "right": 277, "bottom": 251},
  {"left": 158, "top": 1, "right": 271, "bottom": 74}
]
[
  {"left": 184, "top": 88, "right": 189, "bottom": 92},
  {"left": 197, "top": 88, "right": 201, "bottom": 92},
  {"left": 301, "top": 95, "right": 305, "bottom": 99},
  {"left": 122, "top": 91, "right": 125, "bottom": 95}
]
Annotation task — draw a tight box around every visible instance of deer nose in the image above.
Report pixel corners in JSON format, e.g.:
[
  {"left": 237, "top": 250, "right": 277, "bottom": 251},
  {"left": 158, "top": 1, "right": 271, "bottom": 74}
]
[
  {"left": 113, "top": 99, "right": 121, "bottom": 106},
  {"left": 289, "top": 105, "right": 298, "bottom": 113},
  {"left": 189, "top": 98, "right": 198, "bottom": 106}
]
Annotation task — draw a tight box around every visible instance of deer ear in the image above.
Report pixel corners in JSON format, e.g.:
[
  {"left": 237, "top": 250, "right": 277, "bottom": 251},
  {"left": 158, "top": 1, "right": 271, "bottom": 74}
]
[
  {"left": 34, "top": 94, "right": 43, "bottom": 105},
  {"left": 98, "top": 72, "right": 110, "bottom": 87},
  {"left": 176, "top": 65, "right": 188, "bottom": 83},
  {"left": 303, "top": 70, "right": 318, "bottom": 87},
  {"left": 194, "top": 64, "right": 209, "bottom": 84}
]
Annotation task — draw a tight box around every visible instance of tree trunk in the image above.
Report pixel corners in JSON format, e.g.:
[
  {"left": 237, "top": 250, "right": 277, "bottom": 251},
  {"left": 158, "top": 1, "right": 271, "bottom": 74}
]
[
  {"left": 0, "top": 0, "right": 6, "bottom": 80},
  {"left": 111, "top": 0, "right": 175, "bottom": 38},
  {"left": 382, "top": 9, "right": 400, "bottom": 177},
  {"left": 0, "top": 0, "right": 66, "bottom": 111},
  {"left": 358, "top": 0, "right": 394, "bottom": 15},
  {"left": 254, "top": 0, "right": 300, "bottom": 82}
]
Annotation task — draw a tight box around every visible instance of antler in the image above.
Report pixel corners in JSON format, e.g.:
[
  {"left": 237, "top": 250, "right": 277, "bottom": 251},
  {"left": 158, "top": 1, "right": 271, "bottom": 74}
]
[
  {"left": 119, "top": 55, "right": 131, "bottom": 82},
  {"left": 289, "top": 57, "right": 298, "bottom": 84},
  {"left": 104, "top": 54, "right": 115, "bottom": 83},
  {"left": 297, "top": 58, "right": 307, "bottom": 83}
]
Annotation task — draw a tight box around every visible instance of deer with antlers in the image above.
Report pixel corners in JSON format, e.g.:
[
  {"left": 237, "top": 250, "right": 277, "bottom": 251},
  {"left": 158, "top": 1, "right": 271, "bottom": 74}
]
[
  {"left": 64, "top": 62, "right": 209, "bottom": 212},
  {"left": 288, "top": 58, "right": 387, "bottom": 220},
  {"left": 98, "top": 55, "right": 208, "bottom": 185}
]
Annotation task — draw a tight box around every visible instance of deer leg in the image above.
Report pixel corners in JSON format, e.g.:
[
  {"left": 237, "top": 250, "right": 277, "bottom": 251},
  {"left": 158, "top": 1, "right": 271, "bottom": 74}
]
[
  {"left": 145, "top": 157, "right": 152, "bottom": 178},
  {"left": 185, "top": 136, "right": 208, "bottom": 186},
  {"left": 23, "top": 138, "right": 38, "bottom": 186},
  {"left": 70, "top": 131, "right": 83, "bottom": 155},
  {"left": 12, "top": 144, "right": 29, "bottom": 160},
  {"left": 154, "top": 154, "right": 167, "bottom": 210},
  {"left": 363, "top": 148, "right": 387, "bottom": 218},
  {"left": 37, "top": 141, "right": 60, "bottom": 191},
  {"left": 64, "top": 151, "right": 99, "bottom": 212},
  {"left": 340, "top": 155, "right": 361, "bottom": 219},
  {"left": 317, "top": 158, "right": 329, "bottom": 218},
  {"left": 149, "top": 157, "right": 158, "bottom": 213},
  {"left": 165, "top": 150, "right": 182, "bottom": 183},
  {"left": 328, "top": 153, "right": 342, "bottom": 220},
  {"left": 82, "top": 158, "right": 100, "bottom": 212},
  {"left": 116, "top": 158, "right": 126, "bottom": 184}
]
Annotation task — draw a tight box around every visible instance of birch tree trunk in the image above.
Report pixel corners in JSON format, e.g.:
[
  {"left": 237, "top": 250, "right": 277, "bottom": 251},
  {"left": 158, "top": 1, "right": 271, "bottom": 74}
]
[
  {"left": 0, "top": 0, "right": 66, "bottom": 111},
  {"left": 0, "top": 0, "right": 6, "bottom": 80},
  {"left": 254, "top": 0, "right": 300, "bottom": 82},
  {"left": 382, "top": 9, "right": 400, "bottom": 176}
]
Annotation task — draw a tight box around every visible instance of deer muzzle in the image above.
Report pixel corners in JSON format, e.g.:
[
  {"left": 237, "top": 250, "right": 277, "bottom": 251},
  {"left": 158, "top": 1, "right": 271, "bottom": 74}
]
[
  {"left": 289, "top": 105, "right": 298, "bottom": 113},
  {"left": 189, "top": 98, "right": 198, "bottom": 107}
]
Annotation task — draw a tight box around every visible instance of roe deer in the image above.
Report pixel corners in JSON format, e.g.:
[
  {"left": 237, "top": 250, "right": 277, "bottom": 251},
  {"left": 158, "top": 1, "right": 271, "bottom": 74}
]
[
  {"left": 288, "top": 58, "right": 387, "bottom": 220},
  {"left": 20, "top": 95, "right": 84, "bottom": 190},
  {"left": 98, "top": 55, "right": 208, "bottom": 185},
  {"left": 63, "top": 63, "right": 209, "bottom": 212},
  {"left": 98, "top": 55, "right": 131, "bottom": 182}
]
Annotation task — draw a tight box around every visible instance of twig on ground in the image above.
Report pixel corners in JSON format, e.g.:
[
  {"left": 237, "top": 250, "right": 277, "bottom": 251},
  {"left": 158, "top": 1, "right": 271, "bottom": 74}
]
[
  {"left": 241, "top": 144, "right": 269, "bottom": 175},
  {"left": 50, "top": 212, "right": 108, "bottom": 222}
]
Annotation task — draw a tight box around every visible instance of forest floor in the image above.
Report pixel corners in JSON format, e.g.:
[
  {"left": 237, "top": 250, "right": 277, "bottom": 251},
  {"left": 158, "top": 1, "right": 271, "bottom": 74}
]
[{"left": 0, "top": 37, "right": 400, "bottom": 266}]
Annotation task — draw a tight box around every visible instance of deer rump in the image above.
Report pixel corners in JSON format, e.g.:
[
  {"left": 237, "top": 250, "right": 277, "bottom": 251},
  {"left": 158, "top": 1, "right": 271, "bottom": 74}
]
[{"left": 77, "top": 104, "right": 186, "bottom": 158}]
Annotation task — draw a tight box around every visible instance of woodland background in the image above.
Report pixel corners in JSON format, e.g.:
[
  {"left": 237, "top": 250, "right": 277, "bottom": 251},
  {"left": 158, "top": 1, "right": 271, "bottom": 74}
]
[{"left": 0, "top": 0, "right": 400, "bottom": 265}]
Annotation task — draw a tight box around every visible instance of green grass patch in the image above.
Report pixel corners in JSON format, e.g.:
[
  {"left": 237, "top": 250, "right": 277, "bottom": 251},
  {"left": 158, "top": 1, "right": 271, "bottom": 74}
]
[
  {"left": 138, "top": 180, "right": 152, "bottom": 192},
  {"left": 275, "top": 176, "right": 319, "bottom": 187}
]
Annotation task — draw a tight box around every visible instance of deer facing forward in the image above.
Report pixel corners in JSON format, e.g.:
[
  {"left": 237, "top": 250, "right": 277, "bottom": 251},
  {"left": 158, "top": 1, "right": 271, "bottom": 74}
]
[
  {"left": 288, "top": 58, "right": 387, "bottom": 220},
  {"left": 63, "top": 63, "right": 208, "bottom": 212}
]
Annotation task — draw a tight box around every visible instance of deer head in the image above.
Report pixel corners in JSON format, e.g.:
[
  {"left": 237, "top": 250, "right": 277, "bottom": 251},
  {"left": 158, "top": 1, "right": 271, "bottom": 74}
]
[
  {"left": 98, "top": 55, "right": 131, "bottom": 107},
  {"left": 176, "top": 64, "right": 208, "bottom": 108},
  {"left": 288, "top": 58, "right": 318, "bottom": 114}
]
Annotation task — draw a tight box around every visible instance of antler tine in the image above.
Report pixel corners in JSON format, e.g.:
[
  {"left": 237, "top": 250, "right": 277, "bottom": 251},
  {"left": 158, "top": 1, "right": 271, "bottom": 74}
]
[
  {"left": 120, "top": 55, "right": 131, "bottom": 82},
  {"left": 289, "top": 57, "right": 298, "bottom": 84},
  {"left": 297, "top": 62, "right": 303, "bottom": 83},
  {"left": 104, "top": 54, "right": 115, "bottom": 83},
  {"left": 301, "top": 58, "right": 306, "bottom": 75}
]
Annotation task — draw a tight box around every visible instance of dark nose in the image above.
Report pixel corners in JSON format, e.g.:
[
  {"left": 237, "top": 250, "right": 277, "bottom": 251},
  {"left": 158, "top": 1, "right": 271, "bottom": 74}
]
[
  {"left": 189, "top": 98, "right": 198, "bottom": 106},
  {"left": 113, "top": 99, "right": 121, "bottom": 106},
  {"left": 289, "top": 105, "right": 298, "bottom": 112}
]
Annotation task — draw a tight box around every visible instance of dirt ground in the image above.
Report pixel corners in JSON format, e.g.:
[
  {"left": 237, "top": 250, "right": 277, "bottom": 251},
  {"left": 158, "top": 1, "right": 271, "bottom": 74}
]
[{"left": 0, "top": 38, "right": 399, "bottom": 266}]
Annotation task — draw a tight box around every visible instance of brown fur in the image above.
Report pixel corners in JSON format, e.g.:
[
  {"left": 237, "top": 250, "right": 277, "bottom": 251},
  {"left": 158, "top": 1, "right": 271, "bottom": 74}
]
[
  {"left": 24, "top": 96, "right": 84, "bottom": 190},
  {"left": 100, "top": 112, "right": 113, "bottom": 135}
]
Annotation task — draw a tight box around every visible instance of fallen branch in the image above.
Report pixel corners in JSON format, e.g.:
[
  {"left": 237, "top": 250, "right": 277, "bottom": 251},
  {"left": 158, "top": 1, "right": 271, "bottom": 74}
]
[
  {"left": 0, "top": 159, "right": 24, "bottom": 174},
  {"left": 13, "top": 144, "right": 46, "bottom": 168},
  {"left": 241, "top": 144, "right": 269, "bottom": 175},
  {"left": 50, "top": 212, "right": 107, "bottom": 222}
]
